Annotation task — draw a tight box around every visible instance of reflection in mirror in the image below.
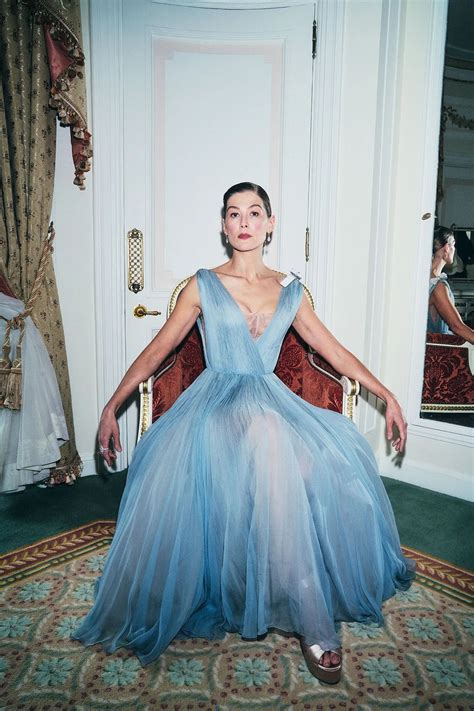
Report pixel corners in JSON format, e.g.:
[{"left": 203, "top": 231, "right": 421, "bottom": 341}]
[{"left": 420, "top": 0, "right": 474, "bottom": 428}]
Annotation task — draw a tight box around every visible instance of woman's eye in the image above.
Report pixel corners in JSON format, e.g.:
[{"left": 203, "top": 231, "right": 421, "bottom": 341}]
[
  {"left": 250, "top": 211, "right": 261, "bottom": 217},
  {"left": 229, "top": 212, "right": 239, "bottom": 218}
]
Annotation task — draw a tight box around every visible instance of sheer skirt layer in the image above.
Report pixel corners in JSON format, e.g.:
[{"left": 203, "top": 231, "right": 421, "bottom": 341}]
[{"left": 72, "top": 369, "right": 415, "bottom": 665}]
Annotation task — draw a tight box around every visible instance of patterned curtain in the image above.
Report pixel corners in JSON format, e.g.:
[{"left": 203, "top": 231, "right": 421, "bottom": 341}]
[{"left": 0, "top": 0, "right": 91, "bottom": 485}]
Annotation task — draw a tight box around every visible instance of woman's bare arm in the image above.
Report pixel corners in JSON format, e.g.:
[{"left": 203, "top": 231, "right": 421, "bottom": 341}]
[
  {"left": 292, "top": 294, "right": 407, "bottom": 451},
  {"left": 430, "top": 282, "right": 474, "bottom": 344},
  {"left": 99, "top": 276, "right": 201, "bottom": 464}
]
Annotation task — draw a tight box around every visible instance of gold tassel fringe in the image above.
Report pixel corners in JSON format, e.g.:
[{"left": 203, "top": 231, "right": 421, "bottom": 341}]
[
  {"left": 0, "top": 367, "right": 10, "bottom": 406},
  {"left": 46, "top": 452, "right": 83, "bottom": 486},
  {"left": 0, "top": 325, "right": 23, "bottom": 410},
  {"left": 0, "top": 324, "right": 12, "bottom": 407},
  {"left": 4, "top": 366, "right": 22, "bottom": 410}
]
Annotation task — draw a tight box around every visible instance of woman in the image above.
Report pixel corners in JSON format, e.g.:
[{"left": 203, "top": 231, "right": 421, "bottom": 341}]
[
  {"left": 428, "top": 226, "right": 474, "bottom": 343},
  {"left": 73, "top": 182, "right": 415, "bottom": 684}
]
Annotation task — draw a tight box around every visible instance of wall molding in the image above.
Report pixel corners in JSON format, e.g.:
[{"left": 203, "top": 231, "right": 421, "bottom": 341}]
[
  {"left": 90, "top": 0, "right": 129, "bottom": 470},
  {"left": 153, "top": 1, "right": 311, "bottom": 7},
  {"left": 79, "top": 457, "right": 98, "bottom": 478},
  {"left": 380, "top": 455, "right": 473, "bottom": 503},
  {"left": 307, "top": 0, "right": 345, "bottom": 326},
  {"left": 359, "top": 0, "right": 402, "bottom": 440}
]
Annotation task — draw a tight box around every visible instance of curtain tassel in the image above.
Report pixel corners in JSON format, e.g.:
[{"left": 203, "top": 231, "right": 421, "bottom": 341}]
[
  {"left": 0, "top": 324, "right": 12, "bottom": 407},
  {"left": 0, "top": 320, "right": 24, "bottom": 410},
  {"left": 4, "top": 340, "right": 22, "bottom": 410},
  {"left": 0, "top": 224, "right": 55, "bottom": 411}
]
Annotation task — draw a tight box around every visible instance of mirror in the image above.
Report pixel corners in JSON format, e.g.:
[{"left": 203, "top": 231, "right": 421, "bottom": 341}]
[{"left": 420, "top": 0, "right": 474, "bottom": 428}]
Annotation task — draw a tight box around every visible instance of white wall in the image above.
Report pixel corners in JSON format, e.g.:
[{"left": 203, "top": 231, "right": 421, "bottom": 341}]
[
  {"left": 375, "top": 0, "right": 472, "bottom": 501},
  {"left": 51, "top": 0, "right": 98, "bottom": 477},
  {"left": 52, "top": 0, "right": 472, "bottom": 498},
  {"left": 325, "top": 0, "right": 472, "bottom": 501},
  {"left": 332, "top": 0, "right": 382, "bottom": 358}
]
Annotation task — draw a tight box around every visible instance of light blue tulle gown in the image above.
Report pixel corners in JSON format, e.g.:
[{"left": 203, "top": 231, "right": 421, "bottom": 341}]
[{"left": 73, "top": 268, "right": 416, "bottom": 665}]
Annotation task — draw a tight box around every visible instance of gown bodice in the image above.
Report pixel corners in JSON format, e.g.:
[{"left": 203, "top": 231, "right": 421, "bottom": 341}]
[
  {"left": 427, "top": 274, "right": 454, "bottom": 334},
  {"left": 196, "top": 268, "right": 303, "bottom": 376}
]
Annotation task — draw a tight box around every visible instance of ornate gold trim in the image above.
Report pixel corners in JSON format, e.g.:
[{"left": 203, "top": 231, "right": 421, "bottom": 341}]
[
  {"left": 345, "top": 394, "right": 355, "bottom": 420},
  {"left": 138, "top": 379, "right": 151, "bottom": 439},
  {"left": 167, "top": 276, "right": 193, "bottom": 318},
  {"left": 421, "top": 404, "right": 474, "bottom": 413}
]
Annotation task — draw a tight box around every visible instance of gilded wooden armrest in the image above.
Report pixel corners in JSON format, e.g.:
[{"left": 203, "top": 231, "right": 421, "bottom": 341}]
[
  {"left": 138, "top": 352, "right": 178, "bottom": 441},
  {"left": 138, "top": 377, "right": 153, "bottom": 441},
  {"left": 307, "top": 348, "right": 359, "bottom": 420}
]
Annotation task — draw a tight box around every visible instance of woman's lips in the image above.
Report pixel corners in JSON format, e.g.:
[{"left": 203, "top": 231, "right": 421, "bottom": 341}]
[{"left": 238, "top": 233, "right": 252, "bottom": 239}]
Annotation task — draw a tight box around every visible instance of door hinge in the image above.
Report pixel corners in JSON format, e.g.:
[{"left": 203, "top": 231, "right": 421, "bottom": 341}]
[
  {"left": 305, "top": 227, "right": 310, "bottom": 261},
  {"left": 312, "top": 20, "right": 317, "bottom": 59}
]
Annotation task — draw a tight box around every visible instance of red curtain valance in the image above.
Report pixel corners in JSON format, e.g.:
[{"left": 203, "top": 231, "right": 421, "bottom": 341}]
[{"left": 33, "top": 0, "right": 93, "bottom": 189}]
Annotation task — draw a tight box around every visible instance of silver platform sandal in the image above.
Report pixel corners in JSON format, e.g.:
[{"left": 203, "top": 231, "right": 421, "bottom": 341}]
[{"left": 300, "top": 640, "right": 343, "bottom": 684}]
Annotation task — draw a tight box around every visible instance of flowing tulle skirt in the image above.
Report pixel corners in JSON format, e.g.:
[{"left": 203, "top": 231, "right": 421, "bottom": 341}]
[{"left": 73, "top": 368, "right": 415, "bottom": 665}]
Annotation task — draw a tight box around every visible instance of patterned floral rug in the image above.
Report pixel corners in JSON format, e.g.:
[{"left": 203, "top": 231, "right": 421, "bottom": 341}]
[{"left": 0, "top": 521, "right": 473, "bottom": 710}]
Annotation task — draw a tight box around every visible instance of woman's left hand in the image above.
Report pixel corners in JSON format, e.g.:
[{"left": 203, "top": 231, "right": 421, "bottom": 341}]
[{"left": 385, "top": 396, "right": 407, "bottom": 453}]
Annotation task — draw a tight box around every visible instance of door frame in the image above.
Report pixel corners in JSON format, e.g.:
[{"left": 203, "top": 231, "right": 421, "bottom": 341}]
[{"left": 90, "top": 0, "right": 346, "bottom": 467}]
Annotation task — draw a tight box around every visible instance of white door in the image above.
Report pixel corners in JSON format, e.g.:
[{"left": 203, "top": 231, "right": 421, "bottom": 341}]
[{"left": 123, "top": 0, "right": 316, "bottom": 454}]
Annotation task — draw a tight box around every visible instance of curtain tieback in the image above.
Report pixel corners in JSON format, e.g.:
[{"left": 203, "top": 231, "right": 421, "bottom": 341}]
[{"left": 0, "top": 223, "right": 56, "bottom": 410}]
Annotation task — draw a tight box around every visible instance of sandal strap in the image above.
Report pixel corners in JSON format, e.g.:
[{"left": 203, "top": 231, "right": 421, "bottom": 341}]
[
  {"left": 303, "top": 642, "right": 342, "bottom": 665},
  {"left": 307, "top": 643, "right": 325, "bottom": 663}
]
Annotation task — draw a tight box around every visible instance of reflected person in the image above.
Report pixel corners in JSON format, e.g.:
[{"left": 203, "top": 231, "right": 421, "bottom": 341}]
[{"left": 428, "top": 226, "right": 474, "bottom": 343}]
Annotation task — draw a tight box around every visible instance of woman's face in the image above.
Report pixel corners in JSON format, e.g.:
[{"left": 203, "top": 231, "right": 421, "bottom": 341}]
[
  {"left": 444, "top": 236, "right": 456, "bottom": 265},
  {"left": 222, "top": 191, "right": 275, "bottom": 251}
]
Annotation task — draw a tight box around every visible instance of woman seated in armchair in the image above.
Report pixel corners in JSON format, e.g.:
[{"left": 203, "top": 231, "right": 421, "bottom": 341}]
[
  {"left": 428, "top": 226, "right": 474, "bottom": 343},
  {"left": 73, "top": 182, "right": 415, "bottom": 685}
]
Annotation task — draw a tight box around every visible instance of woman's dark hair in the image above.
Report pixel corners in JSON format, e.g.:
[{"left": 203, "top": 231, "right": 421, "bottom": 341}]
[
  {"left": 432, "top": 226, "right": 454, "bottom": 255},
  {"left": 222, "top": 182, "right": 272, "bottom": 219}
]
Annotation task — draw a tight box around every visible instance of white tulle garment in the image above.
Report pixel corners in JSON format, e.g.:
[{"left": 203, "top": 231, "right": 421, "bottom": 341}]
[{"left": 0, "top": 294, "right": 68, "bottom": 492}]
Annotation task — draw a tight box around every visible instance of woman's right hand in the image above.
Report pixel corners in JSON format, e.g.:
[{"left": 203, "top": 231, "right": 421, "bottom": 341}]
[{"left": 98, "top": 405, "right": 122, "bottom": 467}]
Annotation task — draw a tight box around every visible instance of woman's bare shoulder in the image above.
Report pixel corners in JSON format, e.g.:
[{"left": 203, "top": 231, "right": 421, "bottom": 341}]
[
  {"left": 430, "top": 279, "right": 452, "bottom": 303},
  {"left": 175, "top": 273, "right": 201, "bottom": 311}
]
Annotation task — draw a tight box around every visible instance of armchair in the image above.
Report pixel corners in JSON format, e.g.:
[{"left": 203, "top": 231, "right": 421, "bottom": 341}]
[
  {"left": 138, "top": 276, "right": 360, "bottom": 439},
  {"left": 421, "top": 333, "right": 474, "bottom": 414}
]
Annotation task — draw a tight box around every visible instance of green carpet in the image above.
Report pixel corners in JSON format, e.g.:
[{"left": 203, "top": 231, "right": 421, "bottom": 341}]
[
  {"left": 0, "top": 472, "right": 473, "bottom": 570},
  {"left": 382, "top": 478, "right": 474, "bottom": 571}
]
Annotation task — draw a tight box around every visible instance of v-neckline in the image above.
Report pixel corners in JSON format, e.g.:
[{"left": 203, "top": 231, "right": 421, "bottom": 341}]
[{"left": 207, "top": 269, "right": 286, "bottom": 343}]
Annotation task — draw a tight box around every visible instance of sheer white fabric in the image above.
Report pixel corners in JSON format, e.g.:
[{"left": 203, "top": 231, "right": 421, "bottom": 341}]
[
  {"left": 242, "top": 312, "right": 275, "bottom": 340},
  {"left": 0, "top": 294, "right": 68, "bottom": 492}
]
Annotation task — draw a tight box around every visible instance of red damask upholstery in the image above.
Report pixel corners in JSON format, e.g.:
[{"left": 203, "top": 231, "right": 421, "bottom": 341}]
[
  {"left": 421, "top": 333, "right": 474, "bottom": 413},
  {"left": 150, "top": 326, "right": 344, "bottom": 426}
]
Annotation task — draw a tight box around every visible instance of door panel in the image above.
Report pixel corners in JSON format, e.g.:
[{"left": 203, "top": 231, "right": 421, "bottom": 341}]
[{"left": 123, "top": 1, "right": 315, "bottom": 452}]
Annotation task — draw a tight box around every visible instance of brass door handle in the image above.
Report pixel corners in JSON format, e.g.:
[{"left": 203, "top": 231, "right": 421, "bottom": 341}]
[{"left": 133, "top": 304, "right": 161, "bottom": 318}]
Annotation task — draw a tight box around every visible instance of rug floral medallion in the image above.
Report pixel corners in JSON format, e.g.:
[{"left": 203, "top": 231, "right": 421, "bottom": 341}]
[{"left": 0, "top": 522, "right": 472, "bottom": 710}]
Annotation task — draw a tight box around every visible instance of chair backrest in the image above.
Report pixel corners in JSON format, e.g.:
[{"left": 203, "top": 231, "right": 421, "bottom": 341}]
[
  {"left": 138, "top": 275, "right": 359, "bottom": 439},
  {"left": 421, "top": 332, "right": 474, "bottom": 413}
]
